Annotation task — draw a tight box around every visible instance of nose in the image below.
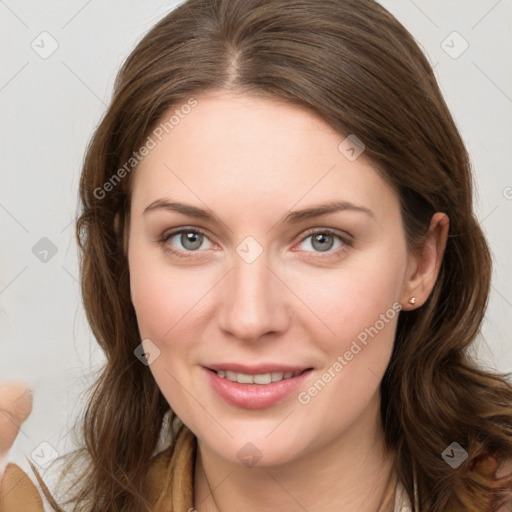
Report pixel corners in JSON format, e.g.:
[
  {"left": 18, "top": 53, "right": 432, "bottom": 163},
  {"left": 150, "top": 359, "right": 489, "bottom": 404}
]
[{"left": 217, "top": 250, "right": 292, "bottom": 343}]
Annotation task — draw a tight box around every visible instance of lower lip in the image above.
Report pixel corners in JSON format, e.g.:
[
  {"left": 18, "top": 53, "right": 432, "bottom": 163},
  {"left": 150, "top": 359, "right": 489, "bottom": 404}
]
[{"left": 204, "top": 367, "right": 312, "bottom": 409}]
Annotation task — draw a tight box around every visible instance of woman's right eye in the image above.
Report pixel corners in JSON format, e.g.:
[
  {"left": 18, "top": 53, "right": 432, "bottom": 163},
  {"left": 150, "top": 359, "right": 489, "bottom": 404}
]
[{"left": 160, "top": 228, "right": 214, "bottom": 257}]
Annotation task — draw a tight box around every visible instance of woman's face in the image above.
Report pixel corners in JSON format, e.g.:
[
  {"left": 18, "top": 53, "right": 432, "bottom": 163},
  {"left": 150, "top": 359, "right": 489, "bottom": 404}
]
[{"left": 127, "top": 91, "right": 415, "bottom": 467}]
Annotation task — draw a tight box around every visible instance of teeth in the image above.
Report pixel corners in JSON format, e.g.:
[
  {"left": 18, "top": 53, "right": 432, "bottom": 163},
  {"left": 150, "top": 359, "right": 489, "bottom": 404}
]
[
  {"left": 226, "top": 371, "right": 237, "bottom": 381},
  {"left": 271, "top": 372, "right": 284, "bottom": 382},
  {"left": 215, "top": 370, "right": 303, "bottom": 384},
  {"left": 253, "top": 373, "right": 272, "bottom": 384},
  {"left": 237, "top": 373, "right": 253, "bottom": 384}
]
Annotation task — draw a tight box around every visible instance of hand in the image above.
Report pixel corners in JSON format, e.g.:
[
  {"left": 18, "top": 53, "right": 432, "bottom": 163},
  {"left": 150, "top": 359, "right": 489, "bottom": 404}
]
[
  {"left": 0, "top": 382, "right": 45, "bottom": 511},
  {"left": 0, "top": 382, "right": 33, "bottom": 470}
]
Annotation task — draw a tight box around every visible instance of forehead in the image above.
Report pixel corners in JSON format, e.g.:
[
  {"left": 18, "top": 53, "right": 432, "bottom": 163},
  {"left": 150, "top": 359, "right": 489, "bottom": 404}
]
[{"left": 130, "top": 91, "right": 398, "bottom": 222}]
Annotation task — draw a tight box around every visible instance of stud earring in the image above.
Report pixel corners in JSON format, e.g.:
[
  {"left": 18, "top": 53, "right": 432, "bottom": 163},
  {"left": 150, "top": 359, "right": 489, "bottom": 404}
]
[{"left": 408, "top": 297, "right": 416, "bottom": 305}]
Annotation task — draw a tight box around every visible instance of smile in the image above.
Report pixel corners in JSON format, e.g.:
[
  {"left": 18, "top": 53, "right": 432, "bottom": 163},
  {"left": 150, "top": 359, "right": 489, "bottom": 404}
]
[
  {"left": 213, "top": 369, "right": 305, "bottom": 384},
  {"left": 203, "top": 365, "right": 313, "bottom": 409}
]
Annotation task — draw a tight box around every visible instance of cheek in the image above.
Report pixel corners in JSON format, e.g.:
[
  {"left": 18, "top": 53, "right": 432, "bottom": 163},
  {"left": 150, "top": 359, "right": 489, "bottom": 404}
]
[
  {"left": 293, "top": 250, "right": 405, "bottom": 352},
  {"left": 128, "top": 247, "right": 208, "bottom": 421},
  {"left": 130, "top": 270, "right": 178, "bottom": 339},
  {"left": 128, "top": 242, "right": 208, "bottom": 340},
  {"left": 292, "top": 269, "right": 401, "bottom": 440},
  {"left": 291, "top": 245, "right": 405, "bottom": 412}
]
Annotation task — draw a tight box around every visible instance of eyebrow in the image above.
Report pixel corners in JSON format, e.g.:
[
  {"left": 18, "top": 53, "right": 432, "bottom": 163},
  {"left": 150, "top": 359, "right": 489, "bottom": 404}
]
[{"left": 143, "top": 199, "right": 375, "bottom": 225}]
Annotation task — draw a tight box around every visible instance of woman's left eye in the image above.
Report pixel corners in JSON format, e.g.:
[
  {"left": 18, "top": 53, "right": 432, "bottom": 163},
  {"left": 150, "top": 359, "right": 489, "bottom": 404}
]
[
  {"left": 296, "top": 229, "right": 352, "bottom": 258},
  {"left": 158, "top": 227, "right": 352, "bottom": 259}
]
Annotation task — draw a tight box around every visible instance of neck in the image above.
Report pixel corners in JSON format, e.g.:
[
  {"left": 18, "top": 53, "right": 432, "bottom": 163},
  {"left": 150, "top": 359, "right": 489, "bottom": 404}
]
[{"left": 193, "top": 392, "right": 397, "bottom": 512}]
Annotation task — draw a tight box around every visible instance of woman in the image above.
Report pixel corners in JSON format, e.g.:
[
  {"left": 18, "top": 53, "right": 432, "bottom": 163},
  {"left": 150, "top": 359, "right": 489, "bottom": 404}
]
[{"left": 1, "top": 0, "right": 511, "bottom": 510}]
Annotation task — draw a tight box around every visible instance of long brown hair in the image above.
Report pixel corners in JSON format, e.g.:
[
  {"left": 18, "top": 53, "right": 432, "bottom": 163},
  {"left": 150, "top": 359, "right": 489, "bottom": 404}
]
[{"left": 33, "top": 0, "right": 512, "bottom": 510}]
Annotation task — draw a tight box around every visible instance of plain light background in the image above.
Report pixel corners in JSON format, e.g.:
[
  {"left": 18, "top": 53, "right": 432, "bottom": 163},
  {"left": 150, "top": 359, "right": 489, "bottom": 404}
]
[{"left": 1, "top": 0, "right": 511, "bottom": 493}]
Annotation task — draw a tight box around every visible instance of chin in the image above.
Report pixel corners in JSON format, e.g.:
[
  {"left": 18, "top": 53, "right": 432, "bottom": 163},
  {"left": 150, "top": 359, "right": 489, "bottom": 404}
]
[{"left": 194, "top": 422, "right": 315, "bottom": 469}]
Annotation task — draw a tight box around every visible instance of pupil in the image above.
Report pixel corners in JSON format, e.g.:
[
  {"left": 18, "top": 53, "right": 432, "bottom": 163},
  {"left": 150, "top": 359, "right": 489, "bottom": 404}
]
[
  {"left": 313, "top": 233, "right": 332, "bottom": 252},
  {"left": 183, "top": 232, "right": 201, "bottom": 250}
]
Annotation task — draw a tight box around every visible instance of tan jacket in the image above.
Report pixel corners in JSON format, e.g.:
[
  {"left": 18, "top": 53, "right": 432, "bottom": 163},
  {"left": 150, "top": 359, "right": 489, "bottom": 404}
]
[
  {"left": 0, "top": 451, "right": 411, "bottom": 512},
  {"left": 3, "top": 445, "right": 508, "bottom": 512}
]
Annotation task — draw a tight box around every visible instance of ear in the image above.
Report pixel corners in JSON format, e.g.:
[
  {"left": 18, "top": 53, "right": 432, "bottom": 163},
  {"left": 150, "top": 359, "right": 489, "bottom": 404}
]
[{"left": 401, "top": 212, "right": 449, "bottom": 310}]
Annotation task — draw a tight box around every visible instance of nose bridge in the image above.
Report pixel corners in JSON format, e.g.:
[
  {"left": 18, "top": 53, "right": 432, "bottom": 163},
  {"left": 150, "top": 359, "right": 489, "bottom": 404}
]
[{"left": 218, "top": 244, "right": 289, "bottom": 342}]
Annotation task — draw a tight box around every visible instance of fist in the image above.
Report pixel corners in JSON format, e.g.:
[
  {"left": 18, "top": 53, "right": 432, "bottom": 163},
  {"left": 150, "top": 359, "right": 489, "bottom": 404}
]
[{"left": 0, "top": 382, "right": 33, "bottom": 457}]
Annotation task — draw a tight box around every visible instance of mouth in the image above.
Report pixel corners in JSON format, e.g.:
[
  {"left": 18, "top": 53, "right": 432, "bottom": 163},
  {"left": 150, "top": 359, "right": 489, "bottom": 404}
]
[
  {"left": 203, "top": 364, "right": 314, "bottom": 409},
  {"left": 206, "top": 368, "right": 310, "bottom": 385}
]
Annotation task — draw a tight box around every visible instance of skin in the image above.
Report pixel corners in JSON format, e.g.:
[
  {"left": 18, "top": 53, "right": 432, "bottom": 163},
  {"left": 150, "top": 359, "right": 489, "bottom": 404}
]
[
  {"left": 127, "top": 90, "right": 449, "bottom": 512},
  {"left": 0, "top": 382, "right": 33, "bottom": 475},
  {"left": 1, "top": 95, "right": 511, "bottom": 511}
]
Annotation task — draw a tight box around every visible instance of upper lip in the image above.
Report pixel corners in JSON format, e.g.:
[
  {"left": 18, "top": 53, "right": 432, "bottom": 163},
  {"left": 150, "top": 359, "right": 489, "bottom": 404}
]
[{"left": 204, "top": 363, "right": 312, "bottom": 374}]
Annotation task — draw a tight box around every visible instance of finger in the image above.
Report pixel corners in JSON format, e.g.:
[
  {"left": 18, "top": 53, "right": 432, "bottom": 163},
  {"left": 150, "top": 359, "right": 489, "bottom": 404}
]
[{"left": 0, "top": 382, "right": 33, "bottom": 455}]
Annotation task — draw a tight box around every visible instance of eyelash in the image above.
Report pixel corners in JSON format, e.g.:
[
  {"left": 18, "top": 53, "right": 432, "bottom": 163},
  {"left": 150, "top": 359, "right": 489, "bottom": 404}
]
[{"left": 157, "top": 227, "right": 353, "bottom": 260}]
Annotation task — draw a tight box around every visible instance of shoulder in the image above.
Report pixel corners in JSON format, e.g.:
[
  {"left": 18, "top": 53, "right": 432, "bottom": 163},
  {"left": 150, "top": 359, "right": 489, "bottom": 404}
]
[{"left": 145, "top": 446, "right": 173, "bottom": 506}]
